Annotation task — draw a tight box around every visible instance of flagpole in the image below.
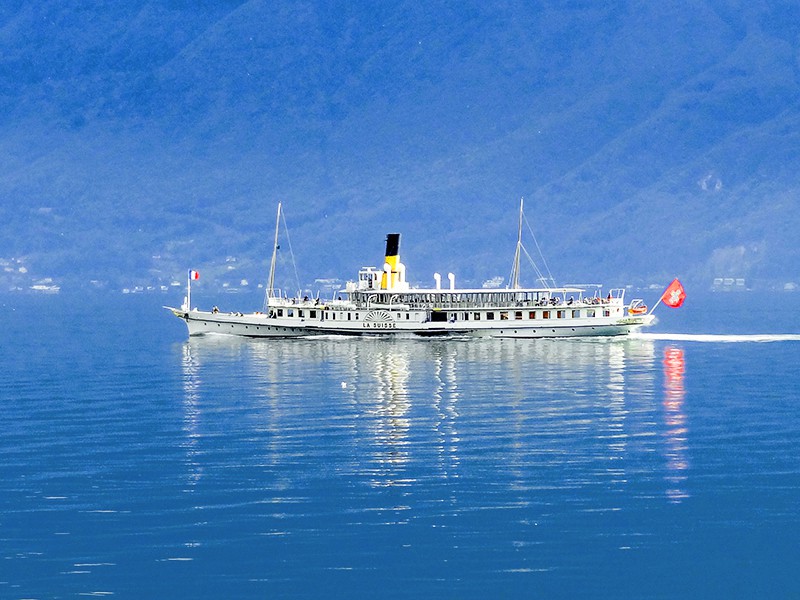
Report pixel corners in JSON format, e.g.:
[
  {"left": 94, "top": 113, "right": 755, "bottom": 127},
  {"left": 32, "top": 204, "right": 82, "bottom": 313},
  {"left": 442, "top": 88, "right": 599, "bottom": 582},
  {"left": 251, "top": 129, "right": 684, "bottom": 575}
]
[
  {"left": 187, "top": 269, "right": 192, "bottom": 312},
  {"left": 647, "top": 296, "right": 663, "bottom": 316}
]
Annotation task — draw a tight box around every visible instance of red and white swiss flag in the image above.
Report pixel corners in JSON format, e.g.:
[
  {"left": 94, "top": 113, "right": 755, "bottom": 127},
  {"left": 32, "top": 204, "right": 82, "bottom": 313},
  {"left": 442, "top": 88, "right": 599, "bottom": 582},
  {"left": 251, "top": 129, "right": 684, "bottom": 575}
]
[
  {"left": 190, "top": 269, "right": 200, "bottom": 280},
  {"left": 661, "top": 278, "right": 686, "bottom": 308}
]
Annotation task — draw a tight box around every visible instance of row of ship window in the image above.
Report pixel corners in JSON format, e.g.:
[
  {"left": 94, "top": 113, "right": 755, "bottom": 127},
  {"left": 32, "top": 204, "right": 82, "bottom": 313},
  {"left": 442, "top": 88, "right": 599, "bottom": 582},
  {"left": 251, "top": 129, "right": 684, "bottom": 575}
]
[
  {"left": 272, "top": 308, "right": 613, "bottom": 320},
  {"left": 274, "top": 310, "right": 413, "bottom": 321},
  {"left": 454, "top": 309, "right": 611, "bottom": 320}
]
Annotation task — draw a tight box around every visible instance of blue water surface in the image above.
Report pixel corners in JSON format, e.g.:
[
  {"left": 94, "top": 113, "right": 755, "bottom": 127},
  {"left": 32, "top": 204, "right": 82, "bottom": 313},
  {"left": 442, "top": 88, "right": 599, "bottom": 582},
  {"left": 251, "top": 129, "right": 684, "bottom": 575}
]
[{"left": 1, "top": 292, "right": 798, "bottom": 599}]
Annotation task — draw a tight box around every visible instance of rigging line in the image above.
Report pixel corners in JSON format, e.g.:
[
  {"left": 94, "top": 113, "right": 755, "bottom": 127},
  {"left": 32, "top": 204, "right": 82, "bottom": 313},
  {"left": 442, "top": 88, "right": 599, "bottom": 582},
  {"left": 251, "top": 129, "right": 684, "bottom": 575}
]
[
  {"left": 519, "top": 243, "right": 552, "bottom": 289},
  {"left": 518, "top": 243, "right": 544, "bottom": 286},
  {"left": 522, "top": 213, "right": 556, "bottom": 288},
  {"left": 280, "top": 209, "right": 303, "bottom": 297},
  {"left": 506, "top": 241, "right": 550, "bottom": 289}
]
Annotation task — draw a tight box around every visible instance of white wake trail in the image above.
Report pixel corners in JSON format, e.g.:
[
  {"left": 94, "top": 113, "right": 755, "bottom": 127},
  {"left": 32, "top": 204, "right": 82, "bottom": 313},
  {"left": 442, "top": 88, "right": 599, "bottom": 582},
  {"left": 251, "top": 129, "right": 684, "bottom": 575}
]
[{"left": 633, "top": 333, "right": 800, "bottom": 343}]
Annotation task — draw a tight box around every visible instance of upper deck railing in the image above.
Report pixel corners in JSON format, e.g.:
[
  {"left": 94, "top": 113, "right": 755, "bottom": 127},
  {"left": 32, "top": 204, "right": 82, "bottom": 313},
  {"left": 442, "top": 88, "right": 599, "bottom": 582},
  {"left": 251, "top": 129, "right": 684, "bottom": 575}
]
[
  {"left": 267, "top": 287, "right": 627, "bottom": 312},
  {"left": 348, "top": 287, "right": 625, "bottom": 311}
]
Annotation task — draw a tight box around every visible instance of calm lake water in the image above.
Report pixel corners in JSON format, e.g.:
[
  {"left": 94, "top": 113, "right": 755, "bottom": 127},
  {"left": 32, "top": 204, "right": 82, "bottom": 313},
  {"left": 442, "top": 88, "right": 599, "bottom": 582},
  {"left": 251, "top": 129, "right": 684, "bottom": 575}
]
[{"left": 1, "top": 292, "right": 799, "bottom": 599}]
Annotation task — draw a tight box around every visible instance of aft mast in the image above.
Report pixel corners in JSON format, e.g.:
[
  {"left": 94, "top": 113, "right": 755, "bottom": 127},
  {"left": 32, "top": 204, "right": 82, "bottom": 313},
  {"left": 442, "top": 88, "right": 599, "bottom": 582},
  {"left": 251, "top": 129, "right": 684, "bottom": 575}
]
[{"left": 510, "top": 198, "right": 524, "bottom": 289}]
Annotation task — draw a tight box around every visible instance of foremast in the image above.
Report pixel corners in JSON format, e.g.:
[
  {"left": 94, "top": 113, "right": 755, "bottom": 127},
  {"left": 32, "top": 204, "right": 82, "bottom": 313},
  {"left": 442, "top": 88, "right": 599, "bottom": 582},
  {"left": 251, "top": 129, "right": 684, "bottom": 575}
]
[{"left": 265, "top": 202, "right": 282, "bottom": 306}]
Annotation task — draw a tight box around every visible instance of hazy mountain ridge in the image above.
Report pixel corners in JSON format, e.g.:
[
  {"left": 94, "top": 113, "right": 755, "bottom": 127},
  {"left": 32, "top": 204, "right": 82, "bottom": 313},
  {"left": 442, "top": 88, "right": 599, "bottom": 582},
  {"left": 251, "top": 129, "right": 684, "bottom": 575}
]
[{"left": 1, "top": 1, "right": 799, "bottom": 296}]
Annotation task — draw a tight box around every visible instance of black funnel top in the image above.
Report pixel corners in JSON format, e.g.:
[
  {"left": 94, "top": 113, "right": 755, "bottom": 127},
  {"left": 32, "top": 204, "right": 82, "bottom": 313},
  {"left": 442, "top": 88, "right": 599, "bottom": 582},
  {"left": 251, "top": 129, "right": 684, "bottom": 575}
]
[{"left": 385, "top": 233, "right": 400, "bottom": 257}]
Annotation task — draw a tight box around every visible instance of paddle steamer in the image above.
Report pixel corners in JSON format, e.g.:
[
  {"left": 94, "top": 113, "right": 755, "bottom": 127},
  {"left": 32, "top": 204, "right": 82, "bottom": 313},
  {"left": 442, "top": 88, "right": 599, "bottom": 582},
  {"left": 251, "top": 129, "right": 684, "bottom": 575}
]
[{"left": 167, "top": 202, "right": 655, "bottom": 338}]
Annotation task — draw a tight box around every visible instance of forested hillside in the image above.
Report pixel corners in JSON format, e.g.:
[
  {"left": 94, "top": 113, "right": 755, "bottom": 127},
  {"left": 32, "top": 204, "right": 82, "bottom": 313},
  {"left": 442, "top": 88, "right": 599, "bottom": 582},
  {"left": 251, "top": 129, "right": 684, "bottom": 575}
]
[{"left": 1, "top": 1, "right": 798, "bottom": 294}]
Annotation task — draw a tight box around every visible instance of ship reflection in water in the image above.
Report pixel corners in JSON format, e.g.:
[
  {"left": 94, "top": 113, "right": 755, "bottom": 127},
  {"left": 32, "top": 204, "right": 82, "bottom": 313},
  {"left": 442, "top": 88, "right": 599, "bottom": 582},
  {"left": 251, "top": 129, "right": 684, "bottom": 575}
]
[
  {"left": 662, "top": 346, "right": 689, "bottom": 502},
  {"left": 179, "top": 335, "right": 689, "bottom": 504},
  {"left": 180, "top": 341, "right": 203, "bottom": 491},
  {"left": 360, "top": 346, "right": 413, "bottom": 487}
]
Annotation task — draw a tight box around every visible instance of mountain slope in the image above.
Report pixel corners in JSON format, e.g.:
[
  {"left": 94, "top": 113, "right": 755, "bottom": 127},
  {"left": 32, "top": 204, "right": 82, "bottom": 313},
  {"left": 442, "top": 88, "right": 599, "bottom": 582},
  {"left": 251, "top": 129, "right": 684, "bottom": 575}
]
[{"left": 1, "top": 0, "right": 798, "bottom": 293}]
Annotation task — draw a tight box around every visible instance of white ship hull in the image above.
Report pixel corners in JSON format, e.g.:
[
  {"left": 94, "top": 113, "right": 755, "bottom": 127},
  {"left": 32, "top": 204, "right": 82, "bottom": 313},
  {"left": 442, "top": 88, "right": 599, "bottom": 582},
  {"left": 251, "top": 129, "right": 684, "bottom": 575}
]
[{"left": 168, "top": 306, "right": 654, "bottom": 339}]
